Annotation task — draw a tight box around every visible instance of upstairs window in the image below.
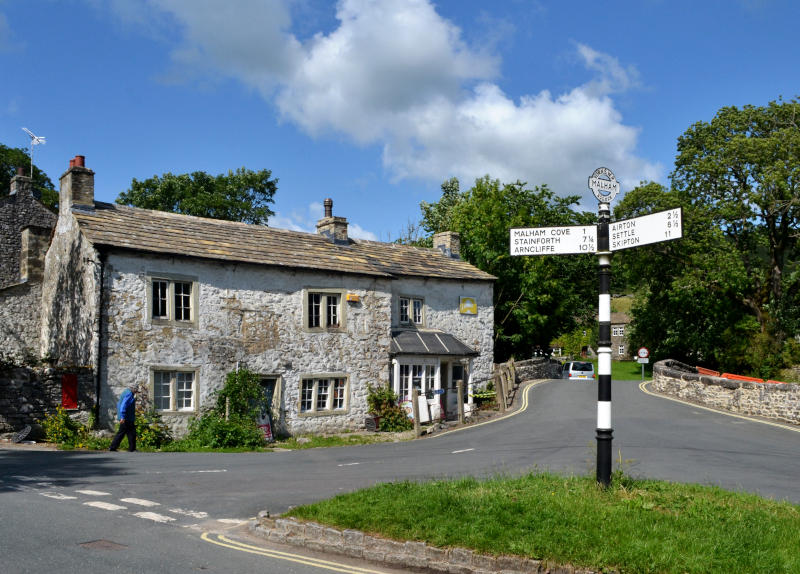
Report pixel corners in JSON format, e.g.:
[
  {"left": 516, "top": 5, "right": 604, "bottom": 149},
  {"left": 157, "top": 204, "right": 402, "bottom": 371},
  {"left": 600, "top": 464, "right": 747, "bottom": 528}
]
[
  {"left": 612, "top": 325, "right": 625, "bottom": 337},
  {"left": 149, "top": 275, "right": 197, "bottom": 326},
  {"left": 399, "top": 297, "right": 424, "bottom": 326},
  {"left": 305, "top": 290, "right": 344, "bottom": 331}
]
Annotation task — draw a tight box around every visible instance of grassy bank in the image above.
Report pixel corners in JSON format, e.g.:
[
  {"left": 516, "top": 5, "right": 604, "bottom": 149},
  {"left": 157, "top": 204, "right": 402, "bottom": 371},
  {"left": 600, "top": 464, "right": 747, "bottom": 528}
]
[{"left": 288, "top": 473, "right": 800, "bottom": 574}]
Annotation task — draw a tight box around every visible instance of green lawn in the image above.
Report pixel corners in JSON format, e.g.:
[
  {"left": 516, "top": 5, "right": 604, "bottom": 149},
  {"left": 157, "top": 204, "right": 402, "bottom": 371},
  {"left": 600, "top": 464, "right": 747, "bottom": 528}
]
[
  {"left": 288, "top": 473, "right": 800, "bottom": 574},
  {"left": 606, "top": 359, "right": 652, "bottom": 381}
]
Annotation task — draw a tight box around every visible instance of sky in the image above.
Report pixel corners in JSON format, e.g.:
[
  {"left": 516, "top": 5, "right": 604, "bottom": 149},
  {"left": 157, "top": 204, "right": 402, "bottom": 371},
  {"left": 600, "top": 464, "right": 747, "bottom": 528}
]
[{"left": 1, "top": 0, "right": 798, "bottom": 241}]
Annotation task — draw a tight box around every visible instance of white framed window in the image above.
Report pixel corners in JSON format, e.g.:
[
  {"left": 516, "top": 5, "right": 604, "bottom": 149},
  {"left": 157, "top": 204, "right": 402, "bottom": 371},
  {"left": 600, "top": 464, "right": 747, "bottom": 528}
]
[
  {"left": 396, "top": 360, "right": 438, "bottom": 400},
  {"left": 148, "top": 275, "right": 197, "bottom": 326},
  {"left": 612, "top": 325, "right": 625, "bottom": 337},
  {"left": 618, "top": 345, "right": 625, "bottom": 356},
  {"left": 299, "top": 376, "right": 349, "bottom": 414},
  {"left": 399, "top": 296, "right": 424, "bottom": 326},
  {"left": 304, "top": 290, "right": 344, "bottom": 331},
  {"left": 151, "top": 369, "right": 196, "bottom": 412}
]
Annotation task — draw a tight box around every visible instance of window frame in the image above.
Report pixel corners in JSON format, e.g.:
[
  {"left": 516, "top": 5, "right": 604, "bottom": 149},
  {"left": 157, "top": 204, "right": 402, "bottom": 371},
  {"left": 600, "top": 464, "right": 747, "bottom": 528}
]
[
  {"left": 147, "top": 273, "right": 199, "bottom": 328},
  {"left": 150, "top": 367, "right": 198, "bottom": 413},
  {"left": 297, "top": 375, "right": 349, "bottom": 416},
  {"left": 398, "top": 296, "right": 425, "bottom": 326},
  {"left": 612, "top": 325, "right": 625, "bottom": 337},
  {"left": 303, "top": 289, "right": 346, "bottom": 332}
]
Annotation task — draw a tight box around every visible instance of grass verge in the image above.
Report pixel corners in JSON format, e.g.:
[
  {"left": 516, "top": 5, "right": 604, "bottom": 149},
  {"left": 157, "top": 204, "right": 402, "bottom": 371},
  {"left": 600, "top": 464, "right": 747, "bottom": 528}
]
[{"left": 288, "top": 472, "right": 800, "bottom": 574}]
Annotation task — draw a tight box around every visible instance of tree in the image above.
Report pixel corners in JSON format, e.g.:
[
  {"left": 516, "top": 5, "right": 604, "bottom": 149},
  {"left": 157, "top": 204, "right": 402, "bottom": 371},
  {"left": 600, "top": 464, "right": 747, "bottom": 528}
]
[
  {"left": 672, "top": 98, "right": 800, "bottom": 342},
  {"left": 415, "top": 176, "right": 597, "bottom": 361},
  {"left": 0, "top": 144, "right": 57, "bottom": 209},
  {"left": 116, "top": 167, "right": 278, "bottom": 225}
]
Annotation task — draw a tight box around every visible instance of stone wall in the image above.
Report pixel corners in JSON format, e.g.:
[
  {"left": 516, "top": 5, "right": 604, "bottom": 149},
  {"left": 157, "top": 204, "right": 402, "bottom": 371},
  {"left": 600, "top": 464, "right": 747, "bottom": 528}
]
[
  {"left": 514, "top": 357, "right": 561, "bottom": 381},
  {"left": 652, "top": 359, "right": 800, "bottom": 426},
  {"left": 0, "top": 177, "right": 56, "bottom": 288},
  {"left": 0, "top": 281, "right": 43, "bottom": 362},
  {"left": 0, "top": 364, "right": 94, "bottom": 433}
]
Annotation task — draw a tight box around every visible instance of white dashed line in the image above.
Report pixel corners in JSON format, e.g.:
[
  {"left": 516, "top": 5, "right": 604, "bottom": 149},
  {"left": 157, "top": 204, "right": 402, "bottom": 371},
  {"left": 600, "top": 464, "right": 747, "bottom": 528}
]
[
  {"left": 169, "top": 508, "right": 209, "bottom": 519},
  {"left": 183, "top": 469, "right": 228, "bottom": 474},
  {"left": 40, "top": 492, "right": 78, "bottom": 500},
  {"left": 134, "top": 512, "right": 176, "bottom": 523},
  {"left": 451, "top": 448, "right": 475, "bottom": 454},
  {"left": 76, "top": 489, "right": 111, "bottom": 496},
  {"left": 120, "top": 498, "right": 160, "bottom": 507},
  {"left": 217, "top": 519, "right": 246, "bottom": 525},
  {"left": 84, "top": 501, "right": 127, "bottom": 511},
  {"left": 337, "top": 462, "right": 360, "bottom": 467}
]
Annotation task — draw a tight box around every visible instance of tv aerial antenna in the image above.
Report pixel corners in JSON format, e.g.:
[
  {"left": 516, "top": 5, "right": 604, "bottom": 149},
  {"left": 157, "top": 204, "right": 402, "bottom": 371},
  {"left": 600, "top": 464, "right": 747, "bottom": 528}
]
[{"left": 21, "top": 127, "right": 46, "bottom": 178}]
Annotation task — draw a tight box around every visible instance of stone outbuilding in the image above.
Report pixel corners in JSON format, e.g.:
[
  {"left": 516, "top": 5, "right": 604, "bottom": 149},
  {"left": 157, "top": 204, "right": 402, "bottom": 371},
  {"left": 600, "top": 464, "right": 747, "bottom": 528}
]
[{"left": 3, "top": 156, "right": 495, "bottom": 437}]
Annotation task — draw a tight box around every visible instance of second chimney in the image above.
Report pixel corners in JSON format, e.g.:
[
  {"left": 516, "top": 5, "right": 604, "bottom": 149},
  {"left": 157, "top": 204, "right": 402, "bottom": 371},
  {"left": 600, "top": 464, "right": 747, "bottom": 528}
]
[
  {"left": 59, "top": 155, "right": 95, "bottom": 214},
  {"left": 316, "top": 198, "right": 349, "bottom": 245}
]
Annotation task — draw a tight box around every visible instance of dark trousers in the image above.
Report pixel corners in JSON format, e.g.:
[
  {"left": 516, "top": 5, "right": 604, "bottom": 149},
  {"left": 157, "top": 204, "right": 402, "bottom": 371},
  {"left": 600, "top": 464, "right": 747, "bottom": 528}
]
[{"left": 110, "top": 419, "right": 136, "bottom": 451}]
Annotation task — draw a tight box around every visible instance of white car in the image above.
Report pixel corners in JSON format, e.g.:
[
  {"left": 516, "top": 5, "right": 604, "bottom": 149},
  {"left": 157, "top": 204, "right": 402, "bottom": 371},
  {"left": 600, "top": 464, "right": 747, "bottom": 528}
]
[{"left": 561, "top": 361, "right": 595, "bottom": 380}]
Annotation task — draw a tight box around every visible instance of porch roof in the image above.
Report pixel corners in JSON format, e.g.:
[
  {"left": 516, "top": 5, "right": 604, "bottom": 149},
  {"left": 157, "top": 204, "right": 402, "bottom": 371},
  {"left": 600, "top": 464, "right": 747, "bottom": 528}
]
[{"left": 390, "top": 330, "right": 478, "bottom": 357}]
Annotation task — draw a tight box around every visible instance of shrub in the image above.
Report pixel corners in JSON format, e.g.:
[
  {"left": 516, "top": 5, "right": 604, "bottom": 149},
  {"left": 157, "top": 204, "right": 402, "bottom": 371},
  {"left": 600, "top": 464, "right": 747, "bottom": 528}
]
[
  {"left": 43, "top": 406, "right": 83, "bottom": 445},
  {"left": 367, "top": 383, "right": 412, "bottom": 432},
  {"left": 185, "top": 413, "right": 265, "bottom": 449}
]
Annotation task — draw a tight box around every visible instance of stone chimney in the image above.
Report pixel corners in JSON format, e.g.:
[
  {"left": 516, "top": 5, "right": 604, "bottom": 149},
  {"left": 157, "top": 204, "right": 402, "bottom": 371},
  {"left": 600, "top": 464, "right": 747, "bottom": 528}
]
[
  {"left": 10, "top": 167, "right": 33, "bottom": 197},
  {"left": 19, "top": 225, "right": 51, "bottom": 282},
  {"left": 433, "top": 231, "right": 461, "bottom": 259},
  {"left": 59, "top": 155, "right": 95, "bottom": 215},
  {"left": 316, "top": 198, "right": 349, "bottom": 245}
]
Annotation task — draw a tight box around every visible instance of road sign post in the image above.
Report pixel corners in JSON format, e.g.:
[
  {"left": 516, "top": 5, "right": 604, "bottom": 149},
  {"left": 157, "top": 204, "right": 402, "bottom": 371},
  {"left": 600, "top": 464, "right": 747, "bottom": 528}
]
[{"left": 508, "top": 167, "right": 682, "bottom": 487}]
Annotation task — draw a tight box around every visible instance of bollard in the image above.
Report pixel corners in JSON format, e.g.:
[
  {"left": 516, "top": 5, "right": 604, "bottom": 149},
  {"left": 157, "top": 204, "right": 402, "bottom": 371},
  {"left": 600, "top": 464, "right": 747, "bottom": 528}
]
[
  {"left": 457, "top": 380, "right": 465, "bottom": 424},
  {"left": 412, "top": 388, "right": 421, "bottom": 438},
  {"left": 495, "top": 372, "right": 506, "bottom": 413}
]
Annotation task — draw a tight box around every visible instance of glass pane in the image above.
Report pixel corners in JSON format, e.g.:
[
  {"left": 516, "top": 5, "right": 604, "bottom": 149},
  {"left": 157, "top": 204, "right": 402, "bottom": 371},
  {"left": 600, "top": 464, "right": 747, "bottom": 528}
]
[
  {"left": 326, "top": 295, "right": 339, "bottom": 327},
  {"left": 398, "top": 365, "right": 410, "bottom": 400},
  {"left": 332, "top": 379, "right": 346, "bottom": 410},
  {"left": 300, "top": 380, "right": 314, "bottom": 412},
  {"left": 316, "top": 379, "right": 330, "bottom": 410},
  {"left": 412, "top": 365, "right": 423, "bottom": 390},
  {"left": 399, "top": 298, "right": 409, "bottom": 323},
  {"left": 152, "top": 280, "right": 168, "bottom": 319},
  {"left": 174, "top": 282, "right": 192, "bottom": 321},
  {"left": 176, "top": 372, "right": 194, "bottom": 410},
  {"left": 153, "top": 371, "right": 171, "bottom": 410},
  {"left": 308, "top": 294, "right": 321, "bottom": 328},
  {"left": 413, "top": 299, "right": 422, "bottom": 324}
]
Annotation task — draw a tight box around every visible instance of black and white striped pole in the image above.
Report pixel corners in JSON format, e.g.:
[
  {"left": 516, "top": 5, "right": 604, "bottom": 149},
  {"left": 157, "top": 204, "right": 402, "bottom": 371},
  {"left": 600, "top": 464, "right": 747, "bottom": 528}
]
[{"left": 588, "top": 168, "right": 620, "bottom": 487}]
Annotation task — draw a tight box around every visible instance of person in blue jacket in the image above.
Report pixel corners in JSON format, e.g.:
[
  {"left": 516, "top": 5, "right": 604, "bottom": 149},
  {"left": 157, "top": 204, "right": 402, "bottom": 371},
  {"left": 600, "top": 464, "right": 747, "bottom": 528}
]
[{"left": 109, "top": 384, "right": 139, "bottom": 452}]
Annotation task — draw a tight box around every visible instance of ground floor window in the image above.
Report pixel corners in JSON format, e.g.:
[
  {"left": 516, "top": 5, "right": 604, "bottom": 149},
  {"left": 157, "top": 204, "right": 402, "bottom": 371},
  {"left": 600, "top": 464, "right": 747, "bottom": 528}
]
[
  {"left": 152, "top": 369, "right": 196, "bottom": 412},
  {"left": 299, "top": 376, "right": 348, "bottom": 414},
  {"left": 396, "top": 361, "right": 438, "bottom": 401},
  {"left": 618, "top": 345, "right": 625, "bottom": 356}
]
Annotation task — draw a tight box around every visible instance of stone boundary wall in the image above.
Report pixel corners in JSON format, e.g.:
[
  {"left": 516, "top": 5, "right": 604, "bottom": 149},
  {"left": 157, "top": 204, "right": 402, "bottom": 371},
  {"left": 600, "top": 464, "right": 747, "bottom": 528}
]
[
  {"left": 514, "top": 358, "right": 561, "bottom": 381},
  {"left": 0, "top": 365, "right": 94, "bottom": 434},
  {"left": 251, "top": 515, "right": 601, "bottom": 574},
  {"left": 652, "top": 359, "right": 800, "bottom": 426}
]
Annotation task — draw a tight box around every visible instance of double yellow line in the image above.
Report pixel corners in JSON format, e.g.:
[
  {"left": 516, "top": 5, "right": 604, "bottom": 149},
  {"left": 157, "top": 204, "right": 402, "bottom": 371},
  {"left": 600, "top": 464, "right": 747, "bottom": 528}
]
[
  {"left": 201, "top": 532, "right": 388, "bottom": 574},
  {"left": 638, "top": 381, "right": 800, "bottom": 434}
]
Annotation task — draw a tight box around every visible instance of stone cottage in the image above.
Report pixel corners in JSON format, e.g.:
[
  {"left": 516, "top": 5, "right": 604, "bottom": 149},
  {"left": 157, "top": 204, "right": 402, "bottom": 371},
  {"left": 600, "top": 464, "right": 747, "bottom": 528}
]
[{"left": 21, "top": 156, "right": 495, "bottom": 437}]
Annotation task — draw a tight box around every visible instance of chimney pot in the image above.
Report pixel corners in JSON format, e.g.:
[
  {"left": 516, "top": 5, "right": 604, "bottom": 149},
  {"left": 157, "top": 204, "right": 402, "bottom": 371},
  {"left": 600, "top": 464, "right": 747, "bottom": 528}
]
[
  {"left": 74, "top": 155, "right": 85, "bottom": 168},
  {"left": 16, "top": 166, "right": 25, "bottom": 177},
  {"left": 69, "top": 159, "right": 75, "bottom": 168},
  {"left": 324, "top": 198, "right": 333, "bottom": 218}
]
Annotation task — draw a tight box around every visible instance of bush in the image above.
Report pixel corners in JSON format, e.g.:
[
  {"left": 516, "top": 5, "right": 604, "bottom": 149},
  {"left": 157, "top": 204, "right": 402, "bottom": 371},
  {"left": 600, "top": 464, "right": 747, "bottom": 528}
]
[
  {"left": 134, "top": 409, "right": 172, "bottom": 449},
  {"left": 185, "top": 413, "right": 265, "bottom": 449},
  {"left": 367, "top": 384, "right": 412, "bottom": 432},
  {"left": 43, "top": 406, "right": 83, "bottom": 445}
]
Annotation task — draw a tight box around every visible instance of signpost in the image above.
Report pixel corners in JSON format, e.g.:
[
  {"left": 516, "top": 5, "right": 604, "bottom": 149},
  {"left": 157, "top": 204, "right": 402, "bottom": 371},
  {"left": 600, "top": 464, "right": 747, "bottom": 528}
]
[
  {"left": 509, "top": 167, "right": 683, "bottom": 486},
  {"left": 637, "top": 347, "right": 650, "bottom": 381}
]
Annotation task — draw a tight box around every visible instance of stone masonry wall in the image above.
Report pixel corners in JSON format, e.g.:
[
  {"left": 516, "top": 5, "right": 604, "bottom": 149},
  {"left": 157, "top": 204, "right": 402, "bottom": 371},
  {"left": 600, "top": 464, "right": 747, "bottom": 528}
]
[
  {"left": 0, "top": 281, "right": 43, "bottom": 362},
  {"left": 0, "top": 364, "right": 94, "bottom": 433},
  {"left": 99, "top": 252, "right": 395, "bottom": 437},
  {"left": 652, "top": 359, "right": 800, "bottom": 426}
]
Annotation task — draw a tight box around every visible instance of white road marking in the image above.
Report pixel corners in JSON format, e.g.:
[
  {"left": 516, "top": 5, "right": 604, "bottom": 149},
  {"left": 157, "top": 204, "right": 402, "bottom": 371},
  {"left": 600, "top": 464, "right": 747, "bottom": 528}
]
[
  {"left": 134, "top": 512, "right": 176, "bottom": 523},
  {"left": 84, "top": 501, "right": 127, "bottom": 511},
  {"left": 337, "top": 462, "right": 360, "bottom": 467},
  {"left": 169, "top": 508, "right": 209, "bottom": 519},
  {"left": 183, "top": 469, "right": 228, "bottom": 474},
  {"left": 10, "top": 475, "right": 53, "bottom": 482},
  {"left": 76, "top": 489, "right": 111, "bottom": 496},
  {"left": 451, "top": 448, "right": 475, "bottom": 454},
  {"left": 217, "top": 518, "right": 246, "bottom": 524},
  {"left": 120, "top": 497, "right": 160, "bottom": 507},
  {"left": 40, "top": 492, "right": 77, "bottom": 500}
]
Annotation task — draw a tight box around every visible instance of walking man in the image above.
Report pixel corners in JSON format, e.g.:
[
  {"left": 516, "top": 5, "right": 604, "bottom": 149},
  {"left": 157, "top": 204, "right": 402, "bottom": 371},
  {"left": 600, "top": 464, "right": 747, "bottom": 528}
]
[{"left": 110, "top": 384, "right": 139, "bottom": 452}]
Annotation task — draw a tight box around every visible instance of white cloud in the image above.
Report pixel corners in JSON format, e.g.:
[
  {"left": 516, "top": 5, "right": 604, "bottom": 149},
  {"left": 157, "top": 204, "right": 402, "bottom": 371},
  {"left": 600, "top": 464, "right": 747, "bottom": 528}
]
[{"left": 111, "top": 0, "right": 661, "bottom": 206}]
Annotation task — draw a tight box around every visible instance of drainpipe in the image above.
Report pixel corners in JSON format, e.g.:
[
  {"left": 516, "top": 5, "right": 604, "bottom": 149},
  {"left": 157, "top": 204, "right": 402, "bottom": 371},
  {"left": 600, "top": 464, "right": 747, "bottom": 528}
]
[{"left": 94, "top": 250, "right": 107, "bottom": 428}]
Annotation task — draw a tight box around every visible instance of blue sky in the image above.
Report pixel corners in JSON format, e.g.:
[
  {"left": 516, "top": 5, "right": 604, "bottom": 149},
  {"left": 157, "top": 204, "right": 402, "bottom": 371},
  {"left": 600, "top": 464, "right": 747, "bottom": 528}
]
[{"left": 1, "top": 1, "right": 798, "bottom": 241}]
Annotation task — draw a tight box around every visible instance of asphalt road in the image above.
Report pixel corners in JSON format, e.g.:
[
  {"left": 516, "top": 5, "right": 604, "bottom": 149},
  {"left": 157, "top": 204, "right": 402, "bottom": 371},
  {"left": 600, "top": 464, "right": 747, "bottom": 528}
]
[{"left": 2, "top": 379, "right": 799, "bottom": 573}]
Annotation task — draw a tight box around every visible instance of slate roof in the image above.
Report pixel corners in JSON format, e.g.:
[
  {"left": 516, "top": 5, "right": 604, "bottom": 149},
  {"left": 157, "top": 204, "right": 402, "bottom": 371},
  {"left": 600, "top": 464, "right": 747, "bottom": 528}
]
[
  {"left": 72, "top": 202, "right": 495, "bottom": 282},
  {"left": 390, "top": 330, "right": 478, "bottom": 356}
]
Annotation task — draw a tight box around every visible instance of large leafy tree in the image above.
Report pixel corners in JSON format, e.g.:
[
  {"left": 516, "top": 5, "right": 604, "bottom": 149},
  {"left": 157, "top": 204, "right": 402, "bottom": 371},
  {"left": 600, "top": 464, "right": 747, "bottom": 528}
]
[
  {"left": 116, "top": 167, "right": 278, "bottom": 225},
  {"left": 0, "top": 144, "right": 57, "bottom": 209},
  {"left": 615, "top": 98, "right": 800, "bottom": 377},
  {"left": 417, "top": 176, "right": 596, "bottom": 361}
]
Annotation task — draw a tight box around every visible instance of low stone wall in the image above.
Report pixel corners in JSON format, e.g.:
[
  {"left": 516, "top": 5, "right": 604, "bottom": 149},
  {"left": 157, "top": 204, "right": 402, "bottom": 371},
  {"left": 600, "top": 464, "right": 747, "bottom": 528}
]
[
  {"left": 652, "top": 359, "right": 800, "bottom": 426},
  {"left": 514, "top": 357, "right": 561, "bottom": 381},
  {"left": 0, "top": 364, "right": 94, "bottom": 434},
  {"left": 251, "top": 515, "right": 601, "bottom": 574}
]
